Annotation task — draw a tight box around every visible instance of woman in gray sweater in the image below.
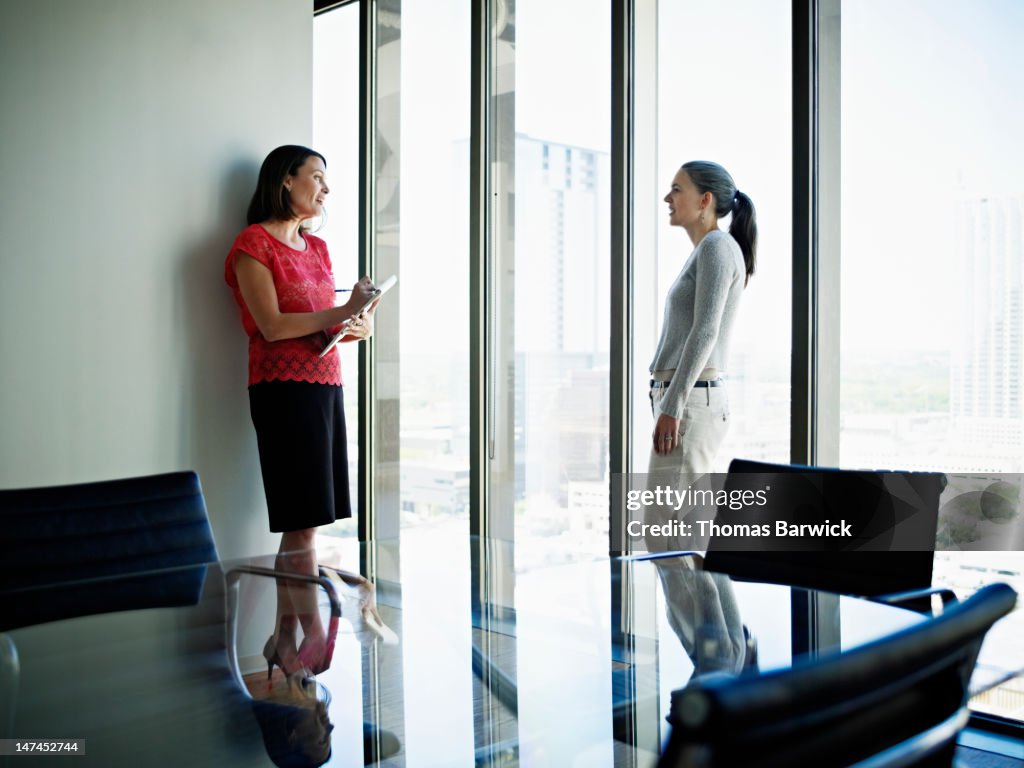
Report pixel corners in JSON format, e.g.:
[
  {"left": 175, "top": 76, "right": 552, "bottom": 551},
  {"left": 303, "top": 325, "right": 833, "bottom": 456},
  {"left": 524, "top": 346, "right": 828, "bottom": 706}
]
[
  {"left": 649, "top": 160, "right": 757, "bottom": 471},
  {"left": 646, "top": 160, "right": 759, "bottom": 676}
]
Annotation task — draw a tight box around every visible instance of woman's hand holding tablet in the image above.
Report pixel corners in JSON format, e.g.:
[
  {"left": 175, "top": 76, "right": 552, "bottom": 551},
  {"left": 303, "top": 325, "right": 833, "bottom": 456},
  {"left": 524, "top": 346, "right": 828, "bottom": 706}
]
[{"left": 320, "top": 274, "right": 398, "bottom": 357}]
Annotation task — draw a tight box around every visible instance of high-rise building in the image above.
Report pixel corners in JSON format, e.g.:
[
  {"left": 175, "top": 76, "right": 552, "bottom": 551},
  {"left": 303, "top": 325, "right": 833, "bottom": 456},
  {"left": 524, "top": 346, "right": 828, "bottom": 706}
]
[
  {"left": 951, "top": 197, "right": 1024, "bottom": 470},
  {"left": 515, "top": 135, "right": 610, "bottom": 504},
  {"left": 514, "top": 135, "right": 610, "bottom": 355}
]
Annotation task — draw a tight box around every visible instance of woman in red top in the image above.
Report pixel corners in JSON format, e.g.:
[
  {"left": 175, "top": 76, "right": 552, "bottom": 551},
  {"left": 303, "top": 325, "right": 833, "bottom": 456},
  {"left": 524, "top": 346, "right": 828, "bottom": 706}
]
[{"left": 226, "top": 145, "right": 377, "bottom": 677}]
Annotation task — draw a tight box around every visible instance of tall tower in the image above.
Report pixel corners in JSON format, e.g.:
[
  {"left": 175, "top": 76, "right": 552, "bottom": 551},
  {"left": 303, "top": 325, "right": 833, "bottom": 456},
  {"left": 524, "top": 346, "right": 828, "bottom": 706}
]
[
  {"left": 514, "top": 136, "right": 609, "bottom": 355},
  {"left": 514, "top": 135, "right": 610, "bottom": 501},
  {"left": 951, "top": 197, "right": 1024, "bottom": 470}
]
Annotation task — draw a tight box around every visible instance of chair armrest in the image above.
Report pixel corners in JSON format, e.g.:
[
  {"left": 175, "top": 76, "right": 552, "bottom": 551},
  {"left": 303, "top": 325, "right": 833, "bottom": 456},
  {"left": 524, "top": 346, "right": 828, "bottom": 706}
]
[
  {"left": 221, "top": 565, "right": 343, "bottom": 692},
  {"left": 224, "top": 564, "right": 341, "bottom": 619},
  {"left": 318, "top": 564, "right": 371, "bottom": 591},
  {"left": 874, "top": 587, "right": 958, "bottom": 614},
  {"left": 617, "top": 551, "right": 705, "bottom": 567}
]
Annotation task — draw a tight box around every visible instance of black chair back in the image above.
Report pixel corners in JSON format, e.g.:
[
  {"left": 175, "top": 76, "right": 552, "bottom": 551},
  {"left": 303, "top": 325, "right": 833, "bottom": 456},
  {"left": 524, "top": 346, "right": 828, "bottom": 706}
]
[
  {"left": 0, "top": 471, "right": 218, "bottom": 630},
  {"left": 659, "top": 582, "right": 1017, "bottom": 768},
  {"left": 704, "top": 459, "right": 944, "bottom": 599}
]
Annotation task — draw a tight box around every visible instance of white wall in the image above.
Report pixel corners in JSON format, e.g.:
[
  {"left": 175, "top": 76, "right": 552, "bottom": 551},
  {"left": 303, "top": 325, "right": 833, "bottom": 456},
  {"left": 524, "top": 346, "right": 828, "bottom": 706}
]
[{"left": 0, "top": 0, "right": 312, "bottom": 559}]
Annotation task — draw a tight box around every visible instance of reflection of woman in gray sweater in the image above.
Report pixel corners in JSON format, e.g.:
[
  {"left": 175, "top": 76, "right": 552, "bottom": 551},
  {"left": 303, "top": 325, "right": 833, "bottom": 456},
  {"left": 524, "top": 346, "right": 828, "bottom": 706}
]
[
  {"left": 646, "top": 161, "right": 759, "bottom": 678},
  {"left": 649, "top": 161, "right": 757, "bottom": 473}
]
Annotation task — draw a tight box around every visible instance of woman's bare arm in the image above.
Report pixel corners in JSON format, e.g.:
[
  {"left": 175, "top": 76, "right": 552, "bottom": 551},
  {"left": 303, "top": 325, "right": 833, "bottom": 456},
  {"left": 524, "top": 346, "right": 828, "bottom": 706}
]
[{"left": 234, "top": 252, "right": 375, "bottom": 342}]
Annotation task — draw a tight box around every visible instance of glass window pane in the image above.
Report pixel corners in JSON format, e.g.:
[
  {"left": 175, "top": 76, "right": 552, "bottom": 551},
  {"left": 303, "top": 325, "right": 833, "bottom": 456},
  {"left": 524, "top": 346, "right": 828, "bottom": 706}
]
[
  {"left": 507, "top": 0, "right": 612, "bottom": 566},
  {"left": 634, "top": 2, "right": 792, "bottom": 745},
  {"left": 644, "top": 0, "right": 793, "bottom": 474},
  {"left": 838, "top": 0, "right": 1024, "bottom": 722},
  {"left": 314, "top": 4, "right": 361, "bottom": 536},
  {"left": 399, "top": 0, "right": 471, "bottom": 542},
  {"left": 311, "top": 4, "right": 366, "bottom": 752},
  {"left": 396, "top": 1, "right": 478, "bottom": 755}
]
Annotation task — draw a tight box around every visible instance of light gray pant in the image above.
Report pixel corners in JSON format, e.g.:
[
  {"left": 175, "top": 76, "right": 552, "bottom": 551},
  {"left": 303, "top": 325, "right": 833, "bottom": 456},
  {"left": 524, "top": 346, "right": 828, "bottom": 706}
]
[
  {"left": 645, "top": 384, "right": 747, "bottom": 675},
  {"left": 645, "top": 384, "right": 730, "bottom": 551},
  {"left": 647, "top": 384, "right": 730, "bottom": 479}
]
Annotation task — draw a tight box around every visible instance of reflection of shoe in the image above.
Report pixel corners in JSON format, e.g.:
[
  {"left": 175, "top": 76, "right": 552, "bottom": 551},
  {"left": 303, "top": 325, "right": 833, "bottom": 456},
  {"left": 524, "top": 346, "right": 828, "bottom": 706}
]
[
  {"left": 263, "top": 635, "right": 291, "bottom": 681},
  {"left": 359, "top": 603, "right": 398, "bottom": 646},
  {"left": 319, "top": 566, "right": 398, "bottom": 647},
  {"left": 295, "top": 635, "right": 324, "bottom": 675},
  {"left": 742, "top": 624, "right": 759, "bottom": 672},
  {"left": 295, "top": 614, "right": 340, "bottom": 675},
  {"left": 364, "top": 722, "right": 401, "bottom": 763}
]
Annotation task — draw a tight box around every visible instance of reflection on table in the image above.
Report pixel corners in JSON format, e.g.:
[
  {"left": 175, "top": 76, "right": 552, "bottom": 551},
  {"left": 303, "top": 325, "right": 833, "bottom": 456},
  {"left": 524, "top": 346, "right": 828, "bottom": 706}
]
[{"left": 3, "top": 537, "right": 1020, "bottom": 767}]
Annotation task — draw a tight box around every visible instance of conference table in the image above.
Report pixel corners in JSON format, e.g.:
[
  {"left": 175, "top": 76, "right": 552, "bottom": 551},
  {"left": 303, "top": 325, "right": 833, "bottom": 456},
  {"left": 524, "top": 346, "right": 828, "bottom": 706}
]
[{"left": 2, "top": 535, "right": 1020, "bottom": 767}]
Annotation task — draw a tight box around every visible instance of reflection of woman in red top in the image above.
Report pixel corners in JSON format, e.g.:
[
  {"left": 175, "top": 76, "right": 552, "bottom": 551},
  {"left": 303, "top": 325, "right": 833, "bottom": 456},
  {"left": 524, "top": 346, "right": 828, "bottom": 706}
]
[{"left": 225, "top": 145, "right": 377, "bottom": 678}]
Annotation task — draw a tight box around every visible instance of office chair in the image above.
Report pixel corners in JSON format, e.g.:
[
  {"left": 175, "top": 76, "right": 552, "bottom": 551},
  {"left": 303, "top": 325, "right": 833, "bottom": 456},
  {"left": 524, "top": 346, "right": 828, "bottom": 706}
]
[
  {"left": 658, "top": 581, "right": 1017, "bottom": 768},
  {"left": 0, "top": 471, "right": 365, "bottom": 763},
  {"left": 0, "top": 471, "right": 220, "bottom": 631},
  {"left": 702, "top": 459, "right": 955, "bottom": 613}
]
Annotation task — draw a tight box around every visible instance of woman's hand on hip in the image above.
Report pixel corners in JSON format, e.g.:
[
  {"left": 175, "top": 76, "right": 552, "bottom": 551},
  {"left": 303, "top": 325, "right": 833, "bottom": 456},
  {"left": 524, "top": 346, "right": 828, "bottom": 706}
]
[{"left": 653, "top": 413, "right": 681, "bottom": 455}]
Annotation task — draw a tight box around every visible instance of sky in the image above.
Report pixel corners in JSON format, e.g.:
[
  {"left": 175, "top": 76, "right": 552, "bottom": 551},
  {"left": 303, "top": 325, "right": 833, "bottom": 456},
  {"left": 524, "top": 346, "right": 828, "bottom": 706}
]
[{"left": 840, "top": 0, "right": 1024, "bottom": 353}]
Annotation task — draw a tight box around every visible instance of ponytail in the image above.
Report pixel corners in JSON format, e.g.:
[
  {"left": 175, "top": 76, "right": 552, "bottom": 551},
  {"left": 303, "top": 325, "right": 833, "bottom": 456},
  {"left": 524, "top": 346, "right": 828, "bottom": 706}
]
[
  {"left": 681, "top": 160, "right": 758, "bottom": 286},
  {"left": 729, "top": 190, "right": 757, "bottom": 286}
]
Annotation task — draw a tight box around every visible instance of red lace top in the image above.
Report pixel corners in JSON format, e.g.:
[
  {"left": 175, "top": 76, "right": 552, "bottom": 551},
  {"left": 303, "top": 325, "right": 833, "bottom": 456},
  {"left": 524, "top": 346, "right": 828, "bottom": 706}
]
[{"left": 225, "top": 224, "right": 343, "bottom": 386}]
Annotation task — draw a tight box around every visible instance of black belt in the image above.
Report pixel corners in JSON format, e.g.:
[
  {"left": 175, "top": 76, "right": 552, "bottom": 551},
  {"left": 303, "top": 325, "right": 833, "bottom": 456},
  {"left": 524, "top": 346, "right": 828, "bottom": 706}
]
[{"left": 650, "top": 378, "right": 723, "bottom": 389}]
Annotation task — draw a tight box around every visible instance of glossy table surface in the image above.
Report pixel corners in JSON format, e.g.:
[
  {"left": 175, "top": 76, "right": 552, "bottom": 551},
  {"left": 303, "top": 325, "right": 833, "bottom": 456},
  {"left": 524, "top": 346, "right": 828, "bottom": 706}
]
[{"left": 2, "top": 534, "right": 1020, "bottom": 768}]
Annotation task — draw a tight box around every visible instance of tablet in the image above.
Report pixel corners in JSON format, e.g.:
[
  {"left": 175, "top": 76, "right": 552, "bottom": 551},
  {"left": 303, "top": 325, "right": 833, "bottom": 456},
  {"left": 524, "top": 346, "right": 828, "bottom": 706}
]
[{"left": 319, "top": 275, "right": 397, "bottom": 358}]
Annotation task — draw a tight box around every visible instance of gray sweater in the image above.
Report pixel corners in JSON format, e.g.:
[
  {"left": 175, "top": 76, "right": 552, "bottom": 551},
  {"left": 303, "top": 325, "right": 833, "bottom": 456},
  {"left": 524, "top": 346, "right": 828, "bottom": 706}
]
[{"left": 649, "top": 230, "right": 745, "bottom": 419}]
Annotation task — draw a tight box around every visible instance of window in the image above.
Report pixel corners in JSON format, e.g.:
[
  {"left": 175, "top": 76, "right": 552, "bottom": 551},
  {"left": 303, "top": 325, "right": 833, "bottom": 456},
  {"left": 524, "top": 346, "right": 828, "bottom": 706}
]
[
  {"left": 396, "top": 1, "right": 471, "bottom": 542},
  {"left": 836, "top": 0, "right": 1024, "bottom": 721},
  {"left": 313, "top": 3, "right": 361, "bottom": 538},
  {"left": 628, "top": 0, "right": 793, "bottom": 744},
  {"left": 638, "top": 0, "right": 793, "bottom": 473},
  {"left": 484, "top": 0, "right": 612, "bottom": 567}
]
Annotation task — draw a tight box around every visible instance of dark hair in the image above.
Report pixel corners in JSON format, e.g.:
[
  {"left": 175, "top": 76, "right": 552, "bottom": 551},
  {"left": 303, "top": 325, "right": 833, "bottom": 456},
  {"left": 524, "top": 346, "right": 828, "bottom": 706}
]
[
  {"left": 247, "top": 145, "right": 327, "bottom": 225},
  {"left": 681, "top": 160, "right": 758, "bottom": 285},
  {"left": 251, "top": 699, "right": 332, "bottom": 768}
]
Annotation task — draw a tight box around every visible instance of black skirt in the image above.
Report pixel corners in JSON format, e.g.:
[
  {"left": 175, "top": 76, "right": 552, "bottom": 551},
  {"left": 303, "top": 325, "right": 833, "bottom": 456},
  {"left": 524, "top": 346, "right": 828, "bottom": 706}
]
[{"left": 248, "top": 381, "right": 353, "bottom": 532}]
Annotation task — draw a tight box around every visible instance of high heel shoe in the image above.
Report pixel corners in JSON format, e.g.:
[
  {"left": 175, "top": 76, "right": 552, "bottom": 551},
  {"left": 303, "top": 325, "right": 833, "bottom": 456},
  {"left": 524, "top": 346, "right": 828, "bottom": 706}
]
[
  {"left": 263, "top": 634, "right": 301, "bottom": 682},
  {"left": 294, "top": 614, "right": 339, "bottom": 675},
  {"left": 359, "top": 602, "right": 398, "bottom": 646},
  {"left": 263, "top": 635, "right": 284, "bottom": 681}
]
